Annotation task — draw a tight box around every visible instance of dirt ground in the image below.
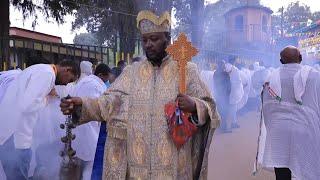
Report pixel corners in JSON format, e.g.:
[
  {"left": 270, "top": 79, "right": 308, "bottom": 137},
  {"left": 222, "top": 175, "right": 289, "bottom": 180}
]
[{"left": 207, "top": 111, "right": 275, "bottom": 180}]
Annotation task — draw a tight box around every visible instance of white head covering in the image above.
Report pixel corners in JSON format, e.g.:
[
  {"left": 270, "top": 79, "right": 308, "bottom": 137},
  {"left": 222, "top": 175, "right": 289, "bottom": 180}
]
[{"left": 80, "top": 61, "right": 93, "bottom": 79}]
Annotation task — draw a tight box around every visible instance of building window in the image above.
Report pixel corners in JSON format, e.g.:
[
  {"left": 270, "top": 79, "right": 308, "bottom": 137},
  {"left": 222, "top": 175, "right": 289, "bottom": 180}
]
[
  {"left": 235, "top": 15, "right": 244, "bottom": 32},
  {"left": 262, "top": 15, "right": 268, "bottom": 32}
]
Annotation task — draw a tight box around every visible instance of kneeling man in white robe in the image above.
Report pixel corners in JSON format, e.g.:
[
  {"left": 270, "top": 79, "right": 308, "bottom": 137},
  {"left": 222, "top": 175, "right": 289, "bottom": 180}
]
[
  {"left": 0, "top": 60, "right": 80, "bottom": 180},
  {"left": 71, "top": 61, "right": 106, "bottom": 180}
]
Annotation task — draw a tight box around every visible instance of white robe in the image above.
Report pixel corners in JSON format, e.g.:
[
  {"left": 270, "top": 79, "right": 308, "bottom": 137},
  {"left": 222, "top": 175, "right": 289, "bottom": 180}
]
[
  {"left": 257, "top": 64, "right": 320, "bottom": 180},
  {"left": 0, "top": 69, "right": 22, "bottom": 103},
  {"left": 0, "top": 64, "right": 56, "bottom": 149},
  {"left": 30, "top": 95, "right": 65, "bottom": 178},
  {"left": 250, "top": 68, "right": 271, "bottom": 98},
  {"left": 70, "top": 74, "right": 106, "bottom": 162},
  {"left": 238, "top": 68, "right": 252, "bottom": 110},
  {"left": 314, "top": 64, "right": 320, "bottom": 72},
  {"left": 0, "top": 70, "right": 21, "bottom": 178},
  {"left": 225, "top": 63, "right": 244, "bottom": 105}
]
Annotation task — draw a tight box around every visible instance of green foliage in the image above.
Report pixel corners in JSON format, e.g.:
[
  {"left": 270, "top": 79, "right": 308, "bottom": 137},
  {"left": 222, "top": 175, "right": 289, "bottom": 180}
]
[
  {"left": 72, "top": 0, "right": 138, "bottom": 53},
  {"left": 271, "top": 1, "right": 320, "bottom": 36},
  {"left": 11, "top": 0, "right": 88, "bottom": 27},
  {"left": 283, "top": 1, "right": 312, "bottom": 33},
  {"left": 73, "top": 33, "right": 99, "bottom": 46},
  {"left": 201, "top": 0, "right": 243, "bottom": 49}
]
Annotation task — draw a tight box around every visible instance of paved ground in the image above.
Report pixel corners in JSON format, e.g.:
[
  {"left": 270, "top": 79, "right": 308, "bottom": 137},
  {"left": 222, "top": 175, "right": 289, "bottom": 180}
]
[{"left": 207, "top": 111, "right": 275, "bottom": 180}]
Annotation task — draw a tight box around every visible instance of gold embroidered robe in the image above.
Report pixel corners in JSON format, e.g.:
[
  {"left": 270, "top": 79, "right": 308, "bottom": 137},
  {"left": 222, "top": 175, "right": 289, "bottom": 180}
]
[{"left": 78, "top": 56, "right": 220, "bottom": 180}]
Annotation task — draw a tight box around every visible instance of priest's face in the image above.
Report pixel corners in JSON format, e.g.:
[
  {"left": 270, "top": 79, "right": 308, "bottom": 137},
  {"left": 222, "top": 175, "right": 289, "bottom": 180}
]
[
  {"left": 142, "top": 32, "right": 170, "bottom": 65},
  {"left": 56, "top": 67, "right": 77, "bottom": 85}
]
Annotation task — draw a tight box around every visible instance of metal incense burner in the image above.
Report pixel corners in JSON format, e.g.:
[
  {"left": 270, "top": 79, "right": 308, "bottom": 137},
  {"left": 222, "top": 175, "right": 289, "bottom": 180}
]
[{"left": 59, "top": 95, "right": 82, "bottom": 180}]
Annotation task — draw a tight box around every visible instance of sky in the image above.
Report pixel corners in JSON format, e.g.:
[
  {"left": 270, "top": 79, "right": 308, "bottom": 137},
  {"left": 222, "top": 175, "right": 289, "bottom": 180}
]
[{"left": 10, "top": 0, "right": 320, "bottom": 44}]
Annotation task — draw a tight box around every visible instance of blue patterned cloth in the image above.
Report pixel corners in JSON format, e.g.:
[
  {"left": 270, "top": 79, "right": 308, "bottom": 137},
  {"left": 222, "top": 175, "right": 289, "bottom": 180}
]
[{"left": 91, "top": 122, "right": 107, "bottom": 180}]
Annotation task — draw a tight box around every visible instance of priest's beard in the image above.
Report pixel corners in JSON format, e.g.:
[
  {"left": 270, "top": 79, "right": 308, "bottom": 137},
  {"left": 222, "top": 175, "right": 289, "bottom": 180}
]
[{"left": 146, "top": 42, "right": 168, "bottom": 67}]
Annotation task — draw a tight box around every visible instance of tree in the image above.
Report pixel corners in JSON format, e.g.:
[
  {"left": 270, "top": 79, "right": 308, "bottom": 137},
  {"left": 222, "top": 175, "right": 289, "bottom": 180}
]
[
  {"left": 190, "top": 0, "right": 205, "bottom": 48},
  {"left": 1, "top": 0, "right": 88, "bottom": 69},
  {"left": 271, "top": 1, "right": 312, "bottom": 36},
  {"left": 173, "top": 0, "right": 206, "bottom": 48},
  {"left": 72, "top": 0, "right": 138, "bottom": 55},
  {"left": 0, "top": 0, "right": 10, "bottom": 70},
  {"left": 201, "top": 0, "right": 243, "bottom": 50},
  {"left": 72, "top": 0, "right": 174, "bottom": 56},
  {"left": 312, "top": 11, "right": 320, "bottom": 21},
  {"left": 283, "top": 1, "right": 312, "bottom": 33},
  {"left": 73, "top": 33, "right": 100, "bottom": 46}
]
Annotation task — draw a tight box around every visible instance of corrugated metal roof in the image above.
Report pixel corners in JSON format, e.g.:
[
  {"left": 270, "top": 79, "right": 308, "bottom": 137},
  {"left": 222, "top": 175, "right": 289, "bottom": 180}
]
[{"left": 9, "top": 27, "right": 63, "bottom": 43}]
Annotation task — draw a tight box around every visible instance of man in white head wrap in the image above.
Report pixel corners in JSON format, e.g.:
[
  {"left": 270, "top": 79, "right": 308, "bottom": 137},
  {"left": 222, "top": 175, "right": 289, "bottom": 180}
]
[
  {"left": 224, "top": 56, "right": 244, "bottom": 129},
  {"left": 80, "top": 61, "right": 93, "bottom": 80},
  {"left": 70, "top": 60, "right": 106, "bottom": 179}
]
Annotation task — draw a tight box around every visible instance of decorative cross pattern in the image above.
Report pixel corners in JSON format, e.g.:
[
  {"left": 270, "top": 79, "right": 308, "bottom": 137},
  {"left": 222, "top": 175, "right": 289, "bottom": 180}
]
[{"left": 166, "top": 33, "right": 199, "bottom": 94}]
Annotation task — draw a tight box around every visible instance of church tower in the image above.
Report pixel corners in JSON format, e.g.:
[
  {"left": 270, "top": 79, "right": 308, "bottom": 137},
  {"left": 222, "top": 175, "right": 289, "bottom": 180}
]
[{"left": 224, "top": 2, "right": 273, "bottom": 48}]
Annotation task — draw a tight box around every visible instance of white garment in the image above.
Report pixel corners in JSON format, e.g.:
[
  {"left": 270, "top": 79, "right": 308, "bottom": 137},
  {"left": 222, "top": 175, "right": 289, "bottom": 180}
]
[
  {"left": 293, "top": 65, "right": 312, "bottom": 103},
  {"left": 200, "top": 70, "right": 215, "bottom": 97},
  {"left": 238, "top": 68, "right": 252, "bottom": 110},
  {"left": 266, "top": 64, "right": 313, "bottom": 104},
  {"left": 0, "top": 64, "right": 56, "bottom": 149},
  {"left": 253, "top": 62, "right": 265, "bottom": 71},
  {"left": 0, "top": 162, "right": 6, "bottom": 180},
  {"left": 314, "top": 64, "right": 320, "bottom": 72},
  {"left": 29, "top": 95, "right": 65, "bottom": 177},
  {"left": 250, "top": 68, "right": 271, "bottom": 98},
  {"left": 0, "top": 69, "right": 22, "bottom": 103},
  {"left": 225, "top": 63, "right": 244, "bottom": 105},
  {"left": 257, "top": 64, "right": 320, "bottom": 180},
  {"left": 55, "top": 83, "right": 76, "bottom": 98},
  {"left": 79, "top": 61, "right": 93, "bottom": 80},
  {"left": 70, "top": 74, "right": 106, "bottom": 161},
  {"left": 82, "top": 161, "right": 94, "bottom": 180},
  {"left": 33, "top": 95, "right": 65, "bottom": 149}
]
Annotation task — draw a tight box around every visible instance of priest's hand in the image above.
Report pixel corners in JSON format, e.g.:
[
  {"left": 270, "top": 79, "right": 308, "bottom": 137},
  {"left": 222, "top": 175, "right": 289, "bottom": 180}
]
[
  {"left": 60, "top": 97, "right": 83, "bottom": 115},
  {"left": 177, "top": 93, "right": 197, "bottom": 114}
]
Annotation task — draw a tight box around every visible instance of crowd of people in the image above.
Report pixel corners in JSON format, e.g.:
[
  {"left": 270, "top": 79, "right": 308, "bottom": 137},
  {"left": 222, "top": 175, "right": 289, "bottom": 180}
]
[
  {"left": 200, "top": 46, "right": 320, "bottom": 180},
  {"left": 0, "top": 56, "right": 143, "bottom": 180},
  {"left": 0, "top": 9, "right": 320, "bottom": 180}
]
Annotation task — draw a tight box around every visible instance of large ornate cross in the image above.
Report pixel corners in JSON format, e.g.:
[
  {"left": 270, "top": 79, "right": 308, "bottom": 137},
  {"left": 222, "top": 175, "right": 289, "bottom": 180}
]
[{"left": 166, "top": 33, "right": 199, "bottom": 94}]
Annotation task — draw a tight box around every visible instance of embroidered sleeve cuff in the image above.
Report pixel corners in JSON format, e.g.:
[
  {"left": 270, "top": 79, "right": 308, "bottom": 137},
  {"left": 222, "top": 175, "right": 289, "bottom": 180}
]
[
  {"left": 77, "top": 97, "right": 103, "bottom": 124},
  {"left": 192, "top": 97, "right": 209, "bottom": 126}
]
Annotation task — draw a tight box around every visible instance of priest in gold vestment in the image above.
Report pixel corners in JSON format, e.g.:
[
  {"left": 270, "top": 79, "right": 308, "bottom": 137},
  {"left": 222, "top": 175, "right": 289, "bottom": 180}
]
[{"left": 60, "top": 10, "right": 220, "bottom": 180}]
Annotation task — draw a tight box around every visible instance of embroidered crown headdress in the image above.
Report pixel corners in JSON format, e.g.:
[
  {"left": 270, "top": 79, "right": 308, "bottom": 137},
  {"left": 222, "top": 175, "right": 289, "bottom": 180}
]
[{"left": 137, "top": 10, "right": 171, "bottom": 34}]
